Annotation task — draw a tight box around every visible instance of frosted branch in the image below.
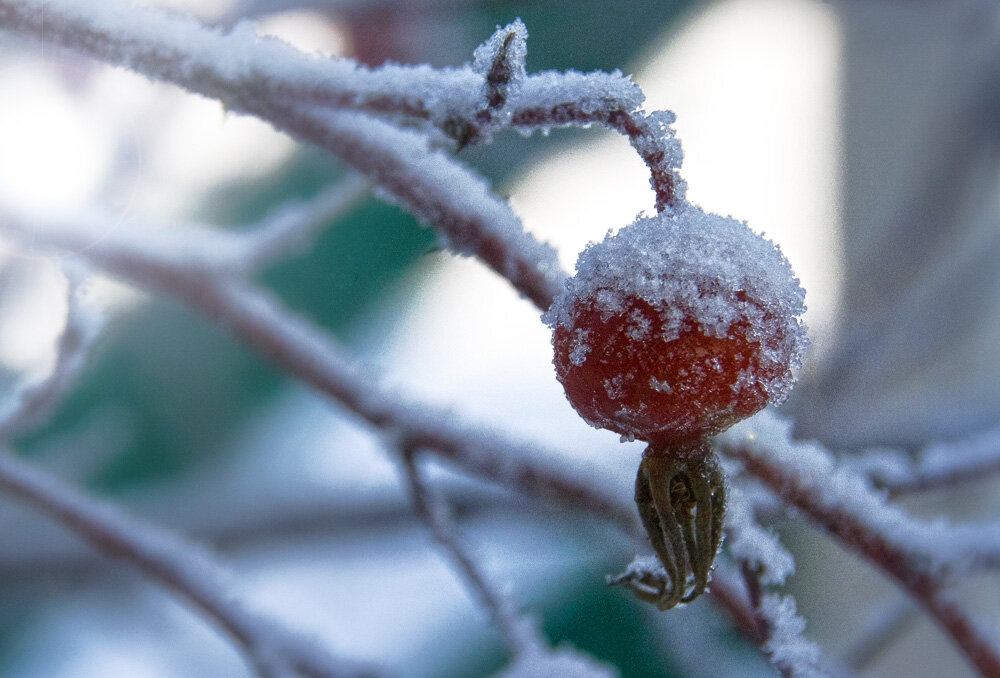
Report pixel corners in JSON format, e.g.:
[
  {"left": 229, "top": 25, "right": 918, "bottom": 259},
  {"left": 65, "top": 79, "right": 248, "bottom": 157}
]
[
  {"left": 0, "top": 0, "right": 685, "bottom": 306},
  {"left": 451, "top": 19, "right": 527, "bottom": 148},
  {"left": 257, "top": 105, "right": 564, "bottom": 308},
  {"left": 841, "top": 599, "right": 919, "bottom": 672},
  {"left": 0, "top": 447, "right": 377, "bottom": 678},
  {"left": 235, "top": 173, "right": 370, "bottom": 271},
  {"left": 717, "top": 413, "right": 1000, "bottom": 677},
  {"left": 0, "top": 0, "right": 566, "bottom": 307},
  {"left": 757, "top": 594, "right": 825, "bottom": 678},
  {"left": 703, "top": 564, "right": 768, "bottom": 646},
  {"left": 726, "top": 482, "right": 796, "bottom": 587},
  {"left": 850, "top": 426, "right": 1000, "bottom": 497},
  {"left": 0, "top": 209, "right": 638, "bottom": 537},
  {"left": 399, "top": 448, "right": 533, "bottom": 657},
  {"left": 0, "top": 270, "right": 102, "bottom": 440},
  {"left": 399, "top": 451, "right": 617, "bottom": 677}
]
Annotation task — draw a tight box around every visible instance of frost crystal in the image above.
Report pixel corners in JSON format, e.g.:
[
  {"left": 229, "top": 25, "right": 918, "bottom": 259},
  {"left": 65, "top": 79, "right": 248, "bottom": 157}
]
[{"left": 760, "top": 594, "right": 825, "bottom": 677}]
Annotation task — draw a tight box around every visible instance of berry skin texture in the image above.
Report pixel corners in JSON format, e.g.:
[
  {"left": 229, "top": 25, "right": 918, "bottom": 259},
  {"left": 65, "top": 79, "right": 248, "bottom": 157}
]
[
  {"left": 545, "top": 207, "right": 808, "bottom": 450},
  {"left": 553, "top": 294, "right": 787, "bottom": 450}
]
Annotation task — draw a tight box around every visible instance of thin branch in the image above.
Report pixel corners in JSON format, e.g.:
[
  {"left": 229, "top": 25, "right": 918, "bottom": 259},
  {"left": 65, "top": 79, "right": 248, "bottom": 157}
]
[
  {"left": 848, "top": 427, "right": 1000, "bottom": 497},
  {"left": 726, "top": 481, "right": 796, "bottom": 586},
  {"left": 841, "top": 598, "right": 919, "bottom": 673},
  {"left": 705, "top": 564, "right": 767, "bottom": 646},
  {"left": 0, "top": 447, "right": 377, "bottom": 678},
  {"left": 399, "top": 448, "right": 532, "bottom": 657},
  {"left": 718, "top": 415, "right": 1000, "bottom": 678},
  {"left": 0, "top": 271, "right": 102, "bottom": 440},
  {"left": 756, "top": 592, "right": 826, "bottom": 678},
  {"left": 740, "top": 561, "right": 767, "bottom": 637},
  {"left": 0, "top": 210, "right": 639, "bottom": 538},
  {"left": 0, "top": 0, "right": 684, "bottom": 306},
  {"left": 235, "top": 173, "right": 371, "bottom": 271},
  {"left": 255, "top": 104, "right": 564, "bottom": 309},
  {"left": 511, "top": 104, "right": 685, "bottom": 212}
]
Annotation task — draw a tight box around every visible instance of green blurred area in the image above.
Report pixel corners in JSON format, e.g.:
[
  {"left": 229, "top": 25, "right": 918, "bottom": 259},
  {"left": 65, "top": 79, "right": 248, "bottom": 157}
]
[{"left": 6, "top": 2, "right": 703, "bottom": 675}]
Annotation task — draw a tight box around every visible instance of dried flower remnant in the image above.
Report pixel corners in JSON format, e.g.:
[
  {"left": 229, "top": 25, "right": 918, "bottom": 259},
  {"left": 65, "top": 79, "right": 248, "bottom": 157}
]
[{"left": 547, "top": 206, "right": 808, "bottom": 609}]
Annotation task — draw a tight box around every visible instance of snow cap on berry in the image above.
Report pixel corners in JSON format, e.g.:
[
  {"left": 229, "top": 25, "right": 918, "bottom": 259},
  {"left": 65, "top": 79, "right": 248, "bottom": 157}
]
[{"left": 545, "top": 206, "right": 808, "bottom": 444}]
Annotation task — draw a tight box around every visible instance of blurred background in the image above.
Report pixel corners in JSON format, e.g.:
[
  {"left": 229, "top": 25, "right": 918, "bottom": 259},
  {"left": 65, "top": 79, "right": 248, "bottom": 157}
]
[{"left": 0, "top": 0, "right": 998, "bottom": 675}]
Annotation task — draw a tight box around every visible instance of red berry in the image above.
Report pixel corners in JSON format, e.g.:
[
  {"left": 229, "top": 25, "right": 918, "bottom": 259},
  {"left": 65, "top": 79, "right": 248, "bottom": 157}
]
[{"left": 546, "top": 208, "right": 807, "bottom": 449}]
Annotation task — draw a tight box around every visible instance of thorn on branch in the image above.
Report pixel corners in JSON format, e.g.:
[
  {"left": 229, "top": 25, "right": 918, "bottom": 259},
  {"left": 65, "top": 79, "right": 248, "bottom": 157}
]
[{"left": 452, "top": 19, "right": 528, "bottom": 149}]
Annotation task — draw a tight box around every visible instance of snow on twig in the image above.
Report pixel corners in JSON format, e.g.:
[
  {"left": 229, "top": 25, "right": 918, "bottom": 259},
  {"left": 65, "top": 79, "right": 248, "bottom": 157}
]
[
  {"left": 2, "top": 4, "right": 995, "bottom": 675},
  {"left": 758, "top": 594, "right": 825, "bottom": 678},
  {"left": 0, "top": 446, "right": 378, "bottom": 678},
  {"left": 717, "top": 412, "right": 1000, "bottom": 677},
  {"left": 849, "top": 423, "right": 1000, "bottom": 496},
  {"left": 0, "top": 270, "right": 102, "bottom": 441},
  {"left": 0, "top": 208, "right": 639, "bottom": 537},
  {"left": 0, "top": 0, "right": 684, "bottom": 305},
  {"left": 450, "top": 19, "right": 528, "bottom": 148},
  {"left": 734, "top": 560, "right": 826, "bottom": 678},
  {"left": 398, "top": 448, "right": 533, "bottom": 658},
  {"left": 399, "top": 449, "right": 617, "bottom": 678},
  {"left": 236, "top": 173, "right": 370, "bottom": 271},
  {"left": 259, "top": 104, "right": 565, "bottom": 308},
  {"left": 718, "top": 413, "right": 1000, "bottom": 577},
  {"left": 0, "top": 0, "right": 482, "bottom": 124},
  {"left": 0, "top": 0, "right": 565, "bottom": 307},
  {"left": 726, "top": 481, "right": 796, "bottom": 587}
]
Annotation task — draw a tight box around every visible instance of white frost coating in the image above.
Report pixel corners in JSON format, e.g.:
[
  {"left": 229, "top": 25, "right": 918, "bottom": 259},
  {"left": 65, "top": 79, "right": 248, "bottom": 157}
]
[
  {"left": 726, "top": 484, "right": 795, "bottom": 585},
  {"left": 473, "top": 19, "right": 528, "bottom": 81},
  {"left": 305, "top": 109, "right": 565, "bottom": 296},
  {"left": 493, "top": 644, "right": 619, "bottom": 678},
  {"left": 514, "top": 68, "right": 644, "bottom": 122},
  {"left": 544, "top": 205, "right": 809, "bottom": 404},
  {"left": 568, "top": 328, "right": 591, "bottom": 366},
  {"left": 0, "top": 271, "right": 104, "bottom": 441},
  {"left": 0, "top": 0, "right": 481, "bottom": 122},
  {"left": 0, "top": 446, "right": 372, "bottom": 678},
  {"left": 467, "top": 19, "right": 529, "bottom": 141},
  {"left": 719, "top": 412, "right": 1000, "bottom": 575},
  {"left": 0, "top": 0, "right": 642, "bottom": 134},
  {"left": 760, "top": 594, "right": 826, "bottom": 678},
  {"left": 848, "top": 420, "right": 1000, "bottom": 492}
]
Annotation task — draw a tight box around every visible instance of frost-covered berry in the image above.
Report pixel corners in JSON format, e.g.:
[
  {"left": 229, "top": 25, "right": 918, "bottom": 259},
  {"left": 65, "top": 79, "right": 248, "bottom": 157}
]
[
  {"left": 545, "top": 206, "right": 808, "bottom": 450},
  {"left": 545, "top": 206, "right": 808, "bottom": 610}
]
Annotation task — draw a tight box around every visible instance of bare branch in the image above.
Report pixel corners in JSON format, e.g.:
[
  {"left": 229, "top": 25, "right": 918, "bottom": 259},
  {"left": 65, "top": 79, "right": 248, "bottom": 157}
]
[{"left": 0, "top": 447, "right": 378, "bottom": 678}]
